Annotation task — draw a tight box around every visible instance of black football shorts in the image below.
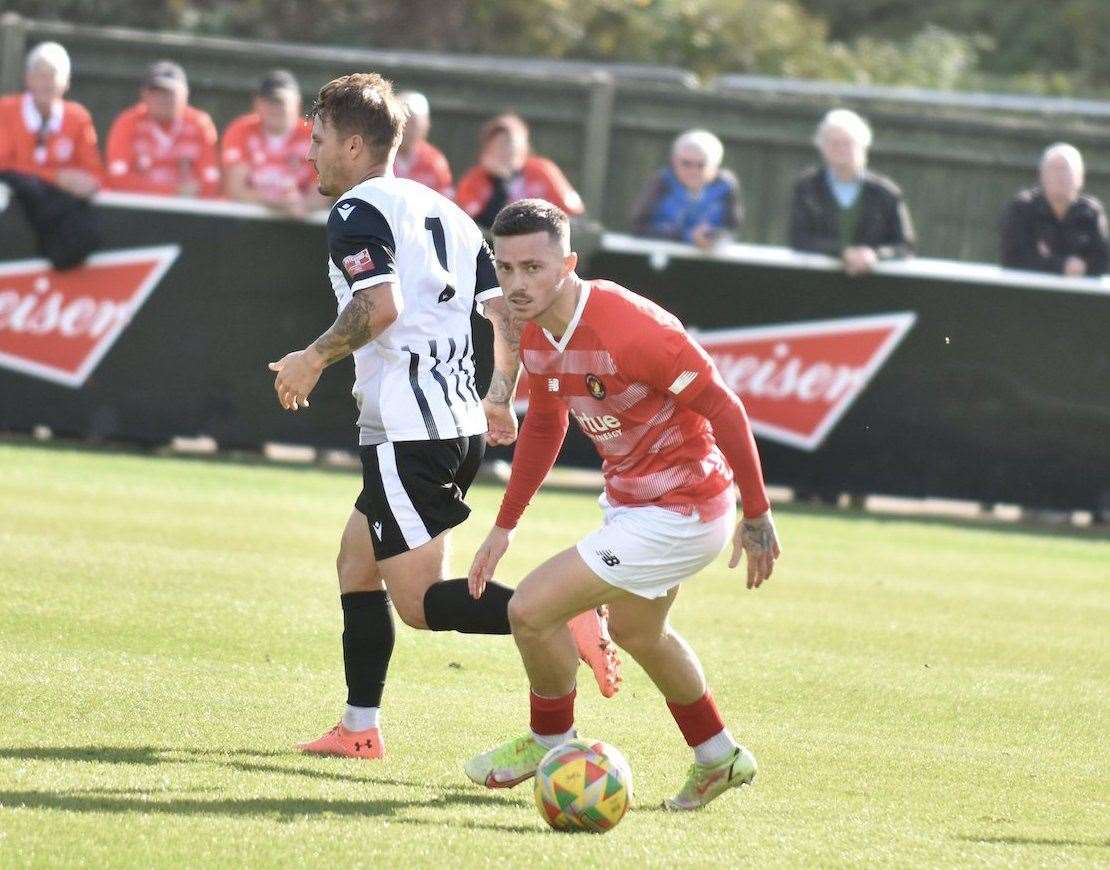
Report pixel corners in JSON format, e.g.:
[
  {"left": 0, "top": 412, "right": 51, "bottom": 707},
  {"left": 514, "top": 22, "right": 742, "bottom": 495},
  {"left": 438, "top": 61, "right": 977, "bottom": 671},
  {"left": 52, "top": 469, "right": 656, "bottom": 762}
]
[{"left": 355, "top": 434, "right": 485, "bottom": 560}]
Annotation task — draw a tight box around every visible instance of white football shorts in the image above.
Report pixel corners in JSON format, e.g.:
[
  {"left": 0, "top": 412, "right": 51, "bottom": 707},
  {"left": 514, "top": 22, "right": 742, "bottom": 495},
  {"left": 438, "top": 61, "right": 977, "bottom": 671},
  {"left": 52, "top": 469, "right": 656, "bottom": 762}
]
[{"left": 576, "top": 494, "right": 736, "bottom": 599}]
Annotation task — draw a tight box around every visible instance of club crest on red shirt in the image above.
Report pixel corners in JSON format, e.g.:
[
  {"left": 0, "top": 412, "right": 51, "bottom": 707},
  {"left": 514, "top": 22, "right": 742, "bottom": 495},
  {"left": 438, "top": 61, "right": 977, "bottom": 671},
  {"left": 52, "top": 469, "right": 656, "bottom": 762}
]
[
  {"left": 585, "top": 373, "right": 606, "bottom": 399},
  {"left": 342, "top": 248, "right": 375, "bottom": 278}
]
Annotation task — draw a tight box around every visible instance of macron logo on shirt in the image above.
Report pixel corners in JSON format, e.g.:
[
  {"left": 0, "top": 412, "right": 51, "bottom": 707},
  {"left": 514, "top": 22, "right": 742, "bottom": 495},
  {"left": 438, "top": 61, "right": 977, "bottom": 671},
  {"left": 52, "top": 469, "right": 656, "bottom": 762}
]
[{"left": 335, "top": 202, "right": 356, "bottom": 221}]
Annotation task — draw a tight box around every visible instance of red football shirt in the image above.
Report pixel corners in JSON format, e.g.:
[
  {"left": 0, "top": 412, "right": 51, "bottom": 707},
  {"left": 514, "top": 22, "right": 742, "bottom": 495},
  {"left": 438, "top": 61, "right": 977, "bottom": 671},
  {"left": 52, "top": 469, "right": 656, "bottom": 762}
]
[
  {"left": 0, "top": 93, "right": 102, "bottom": 184},
  {"left": 221, "top": 113, "right": 315, "bottom": 198},
  {"left": 497, "top": 280, "right": 770, "bottom": 528},
  {"left": 393, "top": 139, "right": 453, "bottom": 198},
  {"left": 105, "top": 102, "right": 221, "bottom": 198}
]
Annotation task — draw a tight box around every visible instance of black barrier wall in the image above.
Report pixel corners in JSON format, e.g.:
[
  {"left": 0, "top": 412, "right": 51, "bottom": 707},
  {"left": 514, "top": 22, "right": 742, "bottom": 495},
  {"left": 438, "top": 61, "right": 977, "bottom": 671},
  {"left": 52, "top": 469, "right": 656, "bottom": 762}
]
[
  {"left": 0, "top": 197, "right": 494, "bottom": 451},
  {"left": 588, "top": 243, "right": 1110, "bottom": 513},
  {"left": 1, "top": 198, "right": 1107, "bottom": 512}
]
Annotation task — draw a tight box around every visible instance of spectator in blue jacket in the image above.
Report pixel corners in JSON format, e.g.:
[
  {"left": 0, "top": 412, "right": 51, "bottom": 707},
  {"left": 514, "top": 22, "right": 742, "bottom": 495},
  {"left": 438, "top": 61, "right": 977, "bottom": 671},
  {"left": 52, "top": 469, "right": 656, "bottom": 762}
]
[{"left": 631, "top": 129, "right": 743, "bottom": 250}]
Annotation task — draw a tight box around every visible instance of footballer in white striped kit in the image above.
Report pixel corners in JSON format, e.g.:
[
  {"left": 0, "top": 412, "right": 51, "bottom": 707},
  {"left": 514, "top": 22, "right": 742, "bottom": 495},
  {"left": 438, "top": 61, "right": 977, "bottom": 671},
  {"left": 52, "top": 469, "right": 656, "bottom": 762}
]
[{"left": 268, "top": 73, "right": 620, "bottom": 760}]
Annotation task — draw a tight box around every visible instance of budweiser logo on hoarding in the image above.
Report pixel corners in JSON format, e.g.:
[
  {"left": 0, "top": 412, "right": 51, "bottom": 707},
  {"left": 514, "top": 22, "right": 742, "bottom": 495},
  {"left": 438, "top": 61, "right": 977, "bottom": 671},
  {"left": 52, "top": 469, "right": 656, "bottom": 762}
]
[
  {"left": 0, "top": 245, "right": 180, "bottom": 388},
  {"left": 693, "top": 312, "right": 917, "bottom": 451}
]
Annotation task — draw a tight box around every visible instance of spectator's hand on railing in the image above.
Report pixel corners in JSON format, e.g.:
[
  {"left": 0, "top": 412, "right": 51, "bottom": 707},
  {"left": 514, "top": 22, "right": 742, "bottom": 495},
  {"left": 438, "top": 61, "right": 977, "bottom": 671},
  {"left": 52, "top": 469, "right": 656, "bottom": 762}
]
[
  {"left": 843, "top": 245, "right": 878, "bottom": 276},
  {"left": 1064, "top": 256, "right": 1087, "bottom": 277},
  {"left": 55, "top": 169, "right": 100, "bottom": 199}
]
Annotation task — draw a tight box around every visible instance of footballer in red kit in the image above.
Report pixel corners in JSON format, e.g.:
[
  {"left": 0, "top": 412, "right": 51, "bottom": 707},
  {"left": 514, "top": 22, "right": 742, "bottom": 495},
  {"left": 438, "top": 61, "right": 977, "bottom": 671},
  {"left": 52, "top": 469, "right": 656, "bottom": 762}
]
[{"left": 464, "top": 199, "right": 781, "bottom": 811}]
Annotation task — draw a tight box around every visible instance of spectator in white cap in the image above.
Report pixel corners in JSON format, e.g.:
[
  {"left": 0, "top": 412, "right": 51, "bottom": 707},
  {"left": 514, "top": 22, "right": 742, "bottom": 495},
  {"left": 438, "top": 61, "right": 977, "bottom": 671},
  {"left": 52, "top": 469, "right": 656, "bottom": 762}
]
[
  {"left": 1000, "top": 142, "right": 1108, "bottom": 276},
  {"left": 392, "top": 90, "right": 453, "bottom": 198},
  {"left": 0, "top": 41, "right": 104, "bottom": 267},
  {"left": 789, "top": 108, "right": 915, "bottom": 275},
  {"left": 631, "top": 128, "right": 743, "bottom": 250}
]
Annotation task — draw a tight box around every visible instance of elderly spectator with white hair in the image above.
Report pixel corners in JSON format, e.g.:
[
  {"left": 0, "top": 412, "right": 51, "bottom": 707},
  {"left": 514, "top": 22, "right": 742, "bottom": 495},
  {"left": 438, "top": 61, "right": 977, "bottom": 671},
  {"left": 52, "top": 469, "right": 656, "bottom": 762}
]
[
  {"left": 789, "top": 108, "right": 915, "bottom": 275},
  {"left": 1000, "top": 143, "right": 1108, "bottom": 276},
  {"left": 0, "top": 41, "right": 102, "bottom": 197},
  {"left": 631, "top": 129, "right": 743, "bottom": 249},
  {"left": 393, "top": 90, "right": 454, "bottom": 197},
  {"left": 0, "top": 41, "right": 103, "bottom": 268}
]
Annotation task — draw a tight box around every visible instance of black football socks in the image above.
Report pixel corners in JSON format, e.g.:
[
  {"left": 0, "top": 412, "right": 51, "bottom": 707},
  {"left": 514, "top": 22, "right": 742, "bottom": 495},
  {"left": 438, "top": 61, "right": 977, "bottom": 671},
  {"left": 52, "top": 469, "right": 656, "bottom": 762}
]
[
  {"left": 340, "top": 590, "right": 395, "bottom": 708},
  {"left": 423, "top": 577, "right": 513, "bottom": 635}
]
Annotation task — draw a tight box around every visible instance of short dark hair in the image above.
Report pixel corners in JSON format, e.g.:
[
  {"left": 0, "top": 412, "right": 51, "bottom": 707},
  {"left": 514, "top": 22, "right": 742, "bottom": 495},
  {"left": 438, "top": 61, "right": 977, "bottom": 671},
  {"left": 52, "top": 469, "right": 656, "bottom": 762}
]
[
  {"left": 492, "top": 198, "right": 569, "bottom": 246},
  {"left": 258, "top": 69, "right": 299, "bottom": 100},
  {"left": 312, "top": 72, "right": 407, "bottom": 155}
]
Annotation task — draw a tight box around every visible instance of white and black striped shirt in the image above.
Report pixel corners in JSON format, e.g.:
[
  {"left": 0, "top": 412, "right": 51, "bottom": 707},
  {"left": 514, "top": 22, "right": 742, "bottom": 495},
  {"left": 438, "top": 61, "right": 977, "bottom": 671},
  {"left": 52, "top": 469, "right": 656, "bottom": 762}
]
[{"left": 326, "top": 175, "right": 501, "bottom": 444}]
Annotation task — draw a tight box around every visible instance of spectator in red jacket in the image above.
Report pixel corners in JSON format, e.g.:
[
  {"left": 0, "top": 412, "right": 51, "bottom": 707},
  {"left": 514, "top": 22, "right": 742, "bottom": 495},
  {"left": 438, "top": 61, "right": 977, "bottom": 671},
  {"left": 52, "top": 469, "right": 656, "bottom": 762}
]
[
  {"left": 393, "top": 91, "right": 453, "bottom": 198},
  {"left": 222, "top": 69, "right": 327, "bottom": 216},
  {"left": 105, "top": 61, "right": 220, "bottom": 198},
  {"left": 0, "top": 40, "right": 101, "bottom": 197},
  {"left": 455, "top": 113, "right": 583, "bottom": 229}
]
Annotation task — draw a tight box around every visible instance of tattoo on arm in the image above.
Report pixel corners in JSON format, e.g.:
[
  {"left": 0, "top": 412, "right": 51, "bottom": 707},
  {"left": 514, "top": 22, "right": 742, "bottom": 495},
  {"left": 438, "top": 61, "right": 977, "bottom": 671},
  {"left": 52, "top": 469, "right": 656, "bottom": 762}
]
[
  {"left": 312, "top": 289, "right": 378, "bottom": 367},
  {"left": 486, "top": 369, "right": 516, "bottom": 406},
  {"left": 485, "top": 299, "right": 523, "bottom": 406},
  {"left": 741, "top": 519, "right": 775, "bottom": 553}
]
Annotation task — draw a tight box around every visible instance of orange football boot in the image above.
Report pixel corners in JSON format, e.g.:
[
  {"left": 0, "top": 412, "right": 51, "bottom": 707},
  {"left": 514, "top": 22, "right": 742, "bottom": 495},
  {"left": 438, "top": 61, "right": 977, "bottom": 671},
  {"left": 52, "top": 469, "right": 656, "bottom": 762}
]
[
  {"left": 569, "top": 605, "right": 622, "bottom": 698},
  {"left": 296, "top": 723, "right": 384, "bottom": 759}
]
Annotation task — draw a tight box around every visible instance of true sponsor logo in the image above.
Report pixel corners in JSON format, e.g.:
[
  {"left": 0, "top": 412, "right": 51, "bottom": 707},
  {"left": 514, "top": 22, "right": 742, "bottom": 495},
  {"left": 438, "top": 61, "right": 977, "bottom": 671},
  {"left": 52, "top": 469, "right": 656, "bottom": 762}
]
[
  {"left": 571, "top": 408, "right": 623, "bottom": 442},
  {"left": 694, "top": 312, "right": 917, "bottom": 451},
  {"left": 0, "top": 246, "right": 180, "bottom": 388}
]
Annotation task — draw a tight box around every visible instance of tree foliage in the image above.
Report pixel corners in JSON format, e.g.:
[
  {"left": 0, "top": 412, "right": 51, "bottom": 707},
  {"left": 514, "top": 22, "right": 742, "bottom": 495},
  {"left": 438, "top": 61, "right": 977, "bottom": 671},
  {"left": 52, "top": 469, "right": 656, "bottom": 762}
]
[{"left": 10, "top": 0, "right": 1110, "bottom": 95}]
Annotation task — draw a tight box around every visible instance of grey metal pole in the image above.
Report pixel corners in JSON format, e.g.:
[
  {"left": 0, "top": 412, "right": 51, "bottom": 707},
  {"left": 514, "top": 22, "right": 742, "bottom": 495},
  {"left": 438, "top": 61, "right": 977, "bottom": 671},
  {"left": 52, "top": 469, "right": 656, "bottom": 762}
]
[{"left": 581, "top": 71, "right": 616, "bottom": 218}]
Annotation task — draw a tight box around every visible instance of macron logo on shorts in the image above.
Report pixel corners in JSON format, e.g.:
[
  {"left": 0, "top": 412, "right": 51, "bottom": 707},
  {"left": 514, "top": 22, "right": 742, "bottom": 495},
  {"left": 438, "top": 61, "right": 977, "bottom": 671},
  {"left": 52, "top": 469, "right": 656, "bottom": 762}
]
[{"left": 668, "top": 370, "right": 699, "bottom": 394}]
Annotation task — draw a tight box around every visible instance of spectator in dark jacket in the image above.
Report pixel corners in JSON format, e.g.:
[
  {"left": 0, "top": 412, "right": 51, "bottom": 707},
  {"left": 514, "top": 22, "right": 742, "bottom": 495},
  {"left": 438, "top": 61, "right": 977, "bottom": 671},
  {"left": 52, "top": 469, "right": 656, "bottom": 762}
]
[
  {"left": 1000, "top": 143, "right": 1108, "bottom": 277},
  {"left": 789, "top": 109, "right": 915, "bottom": 276},
  {"left": 631, "top": 129, "right": 742, "bottom": 250}
]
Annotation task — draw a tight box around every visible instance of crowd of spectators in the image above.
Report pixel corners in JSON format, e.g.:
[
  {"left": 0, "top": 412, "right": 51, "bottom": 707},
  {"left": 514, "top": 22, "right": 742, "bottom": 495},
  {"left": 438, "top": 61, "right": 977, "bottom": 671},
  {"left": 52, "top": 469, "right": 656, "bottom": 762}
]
[{"left": 2, "top": 40, "right": 1108, "bottom": 279}]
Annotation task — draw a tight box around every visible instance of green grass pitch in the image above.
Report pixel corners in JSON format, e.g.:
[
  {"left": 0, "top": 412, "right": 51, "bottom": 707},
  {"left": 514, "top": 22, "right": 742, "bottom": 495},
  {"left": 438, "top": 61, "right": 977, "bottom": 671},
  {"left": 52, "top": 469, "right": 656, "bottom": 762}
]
[{"left": 0, "top": 442, "right": 1107, "bottom": 867}]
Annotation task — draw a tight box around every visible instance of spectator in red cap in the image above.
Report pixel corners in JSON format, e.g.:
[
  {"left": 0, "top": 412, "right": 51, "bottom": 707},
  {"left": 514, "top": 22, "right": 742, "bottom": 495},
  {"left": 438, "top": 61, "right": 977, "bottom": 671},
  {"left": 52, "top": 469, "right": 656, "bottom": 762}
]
[
  {"left": 105, "top": 60, "right": 220, "bottom": 198},
  {"left": 222, "top": 69, "right": 327, "bottom": 216},
  {"left": 455, "top": 113, "right": 584, "bottom": 229},
  {"left": 392, "top": 91, "right": 453, "bottom": 198}
]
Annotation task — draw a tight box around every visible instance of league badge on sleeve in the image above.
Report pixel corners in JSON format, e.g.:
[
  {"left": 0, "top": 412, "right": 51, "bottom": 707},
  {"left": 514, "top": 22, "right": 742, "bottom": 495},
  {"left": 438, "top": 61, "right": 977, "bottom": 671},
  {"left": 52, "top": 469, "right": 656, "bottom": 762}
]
[
  {"left": 585, "top": 373, "right": 606, "bottom": 400},
  {"left": 342, "top": 248, "right": 375, "bottom": 278}
]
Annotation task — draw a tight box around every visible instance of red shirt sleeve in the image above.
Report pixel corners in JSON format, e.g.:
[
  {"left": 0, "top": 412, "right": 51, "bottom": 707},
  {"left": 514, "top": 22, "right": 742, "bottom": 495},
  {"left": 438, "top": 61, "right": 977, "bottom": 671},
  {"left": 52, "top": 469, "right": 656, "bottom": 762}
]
[
  {"left": 73, "top": 106, "right": 103, "bottom": 182},
  {"left": 455, "top": 166, "right": 491, "bottom": 217},
  {"left": 531, "top": 156, "right": 585, "bottom": 216},
  {"left": 0, "top": 104, "right": 14, "bottom": 172},
  {"left": 629, "top": 318, "right": 771, "bottom": 518},
  {"left": 432, "top": 149, "right": 454, "bottom": 198},
  {"left": 105, "top": 109, "right": 153, "bottom": 193},
  {"left": 195, "top": 111, "right": 222, "bottom": 198},
  {"left": 495, "top": 372, "right": 570, "bottom": 530}
]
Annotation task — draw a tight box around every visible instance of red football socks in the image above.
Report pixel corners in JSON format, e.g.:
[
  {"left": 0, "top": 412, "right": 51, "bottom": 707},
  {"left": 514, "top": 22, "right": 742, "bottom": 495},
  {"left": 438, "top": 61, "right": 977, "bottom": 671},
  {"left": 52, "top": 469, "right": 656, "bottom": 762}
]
[
  {"left": 667, "top": 691, "right": 727, "bottom": 747},
  {"left": 530, "top": 688, "right": 576, "bottom": 736}
]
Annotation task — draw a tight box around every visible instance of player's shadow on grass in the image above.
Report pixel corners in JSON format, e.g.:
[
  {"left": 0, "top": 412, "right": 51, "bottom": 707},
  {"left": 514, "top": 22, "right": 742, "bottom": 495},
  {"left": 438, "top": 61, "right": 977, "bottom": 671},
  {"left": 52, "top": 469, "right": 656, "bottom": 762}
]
[
  {"left": 0, "top": 745, "right": 510, "bottom": 801},
  {"left": 956, "top": 834, "right": 1110, "bottom": 849},
  {"left": 0, "top": 790, "right": 535, "bottom": 832}
]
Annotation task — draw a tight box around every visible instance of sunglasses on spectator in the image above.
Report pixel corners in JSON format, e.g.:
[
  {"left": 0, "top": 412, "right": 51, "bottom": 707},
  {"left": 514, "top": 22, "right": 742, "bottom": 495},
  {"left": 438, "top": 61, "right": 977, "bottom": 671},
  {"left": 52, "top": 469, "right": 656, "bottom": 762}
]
[{"left": 677, "top": 158, "right": 707, "bottom": 169}]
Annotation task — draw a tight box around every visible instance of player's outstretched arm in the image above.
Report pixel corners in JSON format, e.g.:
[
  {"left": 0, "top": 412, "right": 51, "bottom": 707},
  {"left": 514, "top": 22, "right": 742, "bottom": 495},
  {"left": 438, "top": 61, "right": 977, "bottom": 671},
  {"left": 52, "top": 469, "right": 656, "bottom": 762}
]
[
  {"left": 728, "top": 510, "right": 782, "bottom": 589},
  {"left": 268, "top": 283, "right": 401, "bottom": 411},
  {"left": 482, "top": 296, "right": 523, "bottom": 446}
]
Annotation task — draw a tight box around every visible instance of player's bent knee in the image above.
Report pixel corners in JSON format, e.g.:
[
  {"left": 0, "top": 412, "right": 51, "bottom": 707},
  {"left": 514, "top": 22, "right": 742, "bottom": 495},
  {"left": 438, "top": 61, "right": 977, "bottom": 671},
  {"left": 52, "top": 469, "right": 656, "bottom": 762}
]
[
  {"left": 507, "top": 593, "right": 543, "bottom": 635},
  {"left": 391, "top": 594, "right": 429, "bottom": 630}
]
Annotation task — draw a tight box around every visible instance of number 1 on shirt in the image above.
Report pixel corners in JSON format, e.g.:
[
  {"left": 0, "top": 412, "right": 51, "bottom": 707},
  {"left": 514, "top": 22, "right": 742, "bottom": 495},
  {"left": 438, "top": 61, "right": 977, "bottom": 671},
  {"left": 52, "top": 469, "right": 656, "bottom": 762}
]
[{"left": 425, "top": 217, "right": 456, "bottom": 303}]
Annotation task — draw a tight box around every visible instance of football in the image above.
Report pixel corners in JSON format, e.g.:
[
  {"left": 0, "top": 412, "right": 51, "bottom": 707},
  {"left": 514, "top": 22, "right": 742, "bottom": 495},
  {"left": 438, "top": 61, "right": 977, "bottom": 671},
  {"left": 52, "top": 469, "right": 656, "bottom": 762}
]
[{"left": 533, "top": 739, "right": 633, "bottom": 833}]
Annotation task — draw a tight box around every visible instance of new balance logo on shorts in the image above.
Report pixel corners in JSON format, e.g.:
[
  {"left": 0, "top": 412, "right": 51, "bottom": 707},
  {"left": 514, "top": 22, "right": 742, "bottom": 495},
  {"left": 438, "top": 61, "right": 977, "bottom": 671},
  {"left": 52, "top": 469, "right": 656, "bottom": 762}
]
[{"left": 598, "top": 550, "right": 621, "bottom": 567}]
